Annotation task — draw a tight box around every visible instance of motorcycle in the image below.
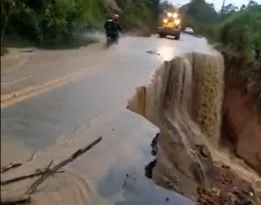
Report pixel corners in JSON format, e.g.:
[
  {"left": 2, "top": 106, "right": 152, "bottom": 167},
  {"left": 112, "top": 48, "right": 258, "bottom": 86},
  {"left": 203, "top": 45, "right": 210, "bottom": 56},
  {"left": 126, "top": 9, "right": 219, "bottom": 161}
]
[{"left": 106, "top": 33, "right": 119, "bottom": 48}]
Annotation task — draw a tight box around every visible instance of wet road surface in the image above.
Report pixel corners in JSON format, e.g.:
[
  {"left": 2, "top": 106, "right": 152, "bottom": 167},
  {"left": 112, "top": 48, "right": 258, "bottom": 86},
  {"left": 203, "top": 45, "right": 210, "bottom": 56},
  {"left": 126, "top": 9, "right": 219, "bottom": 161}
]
[{"left": 1, "top": 34, "right": 211, "bottom": 204}]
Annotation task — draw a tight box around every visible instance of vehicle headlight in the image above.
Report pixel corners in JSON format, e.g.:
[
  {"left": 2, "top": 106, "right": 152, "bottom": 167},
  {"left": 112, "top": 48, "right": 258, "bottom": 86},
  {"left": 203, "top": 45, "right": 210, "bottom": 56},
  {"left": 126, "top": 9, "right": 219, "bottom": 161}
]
[
  {"left": 174, "top": 18, "right": 180, "bottom": 25},
  {"left": 173, "top": 12, "right": 178, "bottom": 18},
  {"left": 163, "top": 18, "right": 168, "bottom": 23},
  {"left": 167, "top": 12, "right": 172, "bottom": 17}
]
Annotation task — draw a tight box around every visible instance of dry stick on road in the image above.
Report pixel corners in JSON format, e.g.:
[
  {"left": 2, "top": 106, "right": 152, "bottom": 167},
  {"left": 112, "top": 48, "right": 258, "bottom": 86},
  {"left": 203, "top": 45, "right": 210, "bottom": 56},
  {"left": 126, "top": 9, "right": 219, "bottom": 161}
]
[
  {"left": 26, "top": 136, "right": 103, "bottom": 195},
  {"left": 1, "top": 162, "right": 22, "bottom": 174},
  {"left": 1, "top": 196, "right": 31, "bottom": 205},
  {"left": 1, "top": 160, "right": 63, "bottom": 186},
  {"left": 1, "top": 170, "right": 64, "bottom": 186},
  {"left": 0, "top": 136, "right": 103, "bottom": 205}
]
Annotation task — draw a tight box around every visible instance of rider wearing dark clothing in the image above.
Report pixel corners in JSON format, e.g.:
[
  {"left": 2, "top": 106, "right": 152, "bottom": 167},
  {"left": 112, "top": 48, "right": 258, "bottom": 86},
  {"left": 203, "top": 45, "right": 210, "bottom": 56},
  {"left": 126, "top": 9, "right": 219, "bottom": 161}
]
[
  {"left": 114, "top": 19, "right": 122, "bottom": 32},
  {"left": 104, "top": 14, "right": 121, "bottom": 39},
  {"left": 104, "top": 19, "right": 117, "bottom": 37}
]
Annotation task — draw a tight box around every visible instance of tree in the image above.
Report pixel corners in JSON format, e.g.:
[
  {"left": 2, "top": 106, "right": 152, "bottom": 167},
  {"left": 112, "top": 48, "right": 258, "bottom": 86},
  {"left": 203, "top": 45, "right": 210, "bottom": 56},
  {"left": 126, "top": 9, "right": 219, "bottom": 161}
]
[
  {"left": 180, "top": 0, "right": 219, "bottom": 25},
  {"left": 1, "top": 0, "right": 110, "bottom": 45},
  {"left": 248, "top": 0, "right": 259, "bottom": 8},
  {"left": 222, "top": 3, "right": 238, "bottom": 15},
  {"left": 240, "top": 4, "right": 246, "bottom": 10}
]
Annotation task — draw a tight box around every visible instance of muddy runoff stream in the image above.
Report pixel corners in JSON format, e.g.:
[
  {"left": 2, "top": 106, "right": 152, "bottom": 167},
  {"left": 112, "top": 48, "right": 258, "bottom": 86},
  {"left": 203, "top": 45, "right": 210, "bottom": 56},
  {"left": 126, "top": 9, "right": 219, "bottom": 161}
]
[
  {"left": 127, "top": 51, "right": 223, "bottom": 200},
  {"left": 127, "top": 51, "right": 260, "bottom": 205}
]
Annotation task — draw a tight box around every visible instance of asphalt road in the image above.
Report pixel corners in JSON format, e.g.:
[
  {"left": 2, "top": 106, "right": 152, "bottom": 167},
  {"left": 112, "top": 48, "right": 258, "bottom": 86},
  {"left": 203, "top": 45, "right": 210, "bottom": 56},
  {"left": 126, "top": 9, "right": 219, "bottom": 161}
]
[{"left": 1, "top": 34, "right": 212, "bottom": 205}]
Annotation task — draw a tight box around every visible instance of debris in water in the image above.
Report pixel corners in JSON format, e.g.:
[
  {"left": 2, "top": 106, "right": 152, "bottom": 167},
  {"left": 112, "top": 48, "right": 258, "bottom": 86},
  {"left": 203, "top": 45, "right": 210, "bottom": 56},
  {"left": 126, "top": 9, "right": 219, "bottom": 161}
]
[
  {"left": 146, "top": 50, "right": 160, "bottom": 56},
  {"left": 1, "top": 162, "right": 22, "bottom": 174},
  {"left": 122, "top": 173, "right": 130, "bottom": 189},
  {"left": 0, "top": 137, "right": 103, "bottom": 204},
  {"left": 1, "top": 166, "right": 64, "bottom": 186},
  {"left": 165, "top": 197, "right": 169, "bottom": 204}
]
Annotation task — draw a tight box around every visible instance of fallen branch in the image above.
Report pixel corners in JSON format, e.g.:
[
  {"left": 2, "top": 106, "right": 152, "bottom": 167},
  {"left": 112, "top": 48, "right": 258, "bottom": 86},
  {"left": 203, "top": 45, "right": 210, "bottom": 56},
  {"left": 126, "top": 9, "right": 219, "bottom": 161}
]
[
  {"left": 1, "top": 196, "right": 30, "bottom": 205},
  {"left": 1, "top": 170, "right": 64, "bottom": 186},
  {"left": 26, "top": 136, "right": 103, "bottom": 195},
  {"left": 1, "top": 162, "right": 22, "bottom": 174}
]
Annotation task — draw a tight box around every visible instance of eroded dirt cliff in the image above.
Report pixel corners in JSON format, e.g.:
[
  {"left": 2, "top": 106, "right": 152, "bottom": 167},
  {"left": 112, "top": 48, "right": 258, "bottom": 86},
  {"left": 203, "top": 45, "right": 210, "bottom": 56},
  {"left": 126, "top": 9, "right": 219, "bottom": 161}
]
[
  {"left": 127, "top": 51, "right": 260, "bottom": 204},
  {"left": 127, "top": 51, "right": 224, "bottom": 200},
  {"left": 222, "top": 75, "right": 261, "bottom": 175}
]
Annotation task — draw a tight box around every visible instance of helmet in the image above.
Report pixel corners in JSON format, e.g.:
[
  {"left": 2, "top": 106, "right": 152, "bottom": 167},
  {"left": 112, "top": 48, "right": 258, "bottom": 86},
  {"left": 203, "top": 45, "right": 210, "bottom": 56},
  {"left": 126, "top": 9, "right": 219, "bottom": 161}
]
[{"left": 112, "top": 14, "right": 119, "bottom": 20}]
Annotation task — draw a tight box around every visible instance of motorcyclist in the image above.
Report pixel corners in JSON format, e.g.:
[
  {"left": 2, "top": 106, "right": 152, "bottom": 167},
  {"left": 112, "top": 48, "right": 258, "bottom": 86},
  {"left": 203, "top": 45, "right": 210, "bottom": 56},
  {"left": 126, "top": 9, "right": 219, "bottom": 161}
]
[
  {"left": 112, "top": 14, "right": 121, "bottom": 33},
  {"left": 104, "top": 14, "right": 121, "bottom": 40}
]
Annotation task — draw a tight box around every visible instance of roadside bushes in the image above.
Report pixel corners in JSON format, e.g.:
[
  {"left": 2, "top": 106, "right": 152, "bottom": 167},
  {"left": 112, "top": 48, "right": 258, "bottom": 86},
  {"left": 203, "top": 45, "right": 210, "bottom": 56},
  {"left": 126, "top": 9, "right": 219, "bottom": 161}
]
[
  {"left": 1, "top": 0, "right": 162, "bottom": 47},
  {"left": 212, "top": 8, "right": 261, "bottom": 105},
  {"left": 181, "top": 0, "right": 260, "bottom": 105},
  {"left": 115, "top": 0, "right": 159, "bottom": 33},
  {"left": 1, "top": 0, "right": 109, "bottom": 46},
  {"left": 188, "top": 5, "right": 261, "bottom": 106}
]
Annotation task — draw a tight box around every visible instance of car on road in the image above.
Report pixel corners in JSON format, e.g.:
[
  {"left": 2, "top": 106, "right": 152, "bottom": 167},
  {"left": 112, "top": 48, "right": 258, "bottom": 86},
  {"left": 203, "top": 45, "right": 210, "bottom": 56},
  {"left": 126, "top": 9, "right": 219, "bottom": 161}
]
[
  {"left": 157, "top": 11, "right": 182, "bottom": 40},
  {"left": 184, "top": 27, "right": 194, "bottom": 35}
]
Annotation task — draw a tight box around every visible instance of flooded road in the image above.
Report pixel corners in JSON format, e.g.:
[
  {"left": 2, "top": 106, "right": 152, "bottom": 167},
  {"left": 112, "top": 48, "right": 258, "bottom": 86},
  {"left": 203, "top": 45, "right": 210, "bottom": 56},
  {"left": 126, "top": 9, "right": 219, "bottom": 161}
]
[{"left": 1, "top": 34, "right": 211, "bottom": 204}]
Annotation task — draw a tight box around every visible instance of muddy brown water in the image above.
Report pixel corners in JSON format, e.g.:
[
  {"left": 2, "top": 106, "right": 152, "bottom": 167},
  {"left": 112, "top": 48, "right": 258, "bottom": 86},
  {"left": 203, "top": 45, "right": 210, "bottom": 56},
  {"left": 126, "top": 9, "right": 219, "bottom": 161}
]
[{"left": 1, "top": 35, "right": 213, "bottom": 204}]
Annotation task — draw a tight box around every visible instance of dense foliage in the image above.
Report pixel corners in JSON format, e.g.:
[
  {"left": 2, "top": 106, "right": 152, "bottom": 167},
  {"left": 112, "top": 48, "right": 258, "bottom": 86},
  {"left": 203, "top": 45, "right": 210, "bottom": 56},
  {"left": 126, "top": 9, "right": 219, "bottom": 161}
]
[
  {"left": 1, "top": 0, "right": 109, "bottom": 46},
  {"left": 0, "top": 0, "right": 160, "bottom": 46},
  {"left": 115, "top": 0, "right": 160, "bottom": 31},
  {"left": 216, "top": 8, "right": 261, "bottom": 105},
  {"left": 181, "top": 0, "right": 261, "bottom": 105}
]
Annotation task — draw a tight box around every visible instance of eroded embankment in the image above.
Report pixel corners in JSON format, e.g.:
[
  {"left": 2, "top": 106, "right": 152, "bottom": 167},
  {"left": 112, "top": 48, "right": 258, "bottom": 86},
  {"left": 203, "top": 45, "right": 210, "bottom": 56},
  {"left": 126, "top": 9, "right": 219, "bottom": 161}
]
[
  {"left": 222, "top": 74, "right": 261, "bottom": 176},
  {"left": 127, "top": 51, "right": 261, "bottom": 204}
]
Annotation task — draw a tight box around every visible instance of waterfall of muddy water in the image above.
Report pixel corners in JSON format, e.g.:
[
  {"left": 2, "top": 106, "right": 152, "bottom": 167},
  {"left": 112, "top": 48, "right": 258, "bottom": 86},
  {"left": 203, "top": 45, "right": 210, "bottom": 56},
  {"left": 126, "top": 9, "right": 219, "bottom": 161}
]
[{"left": 127, "top": 51, "right": 225, "bottom": 201}]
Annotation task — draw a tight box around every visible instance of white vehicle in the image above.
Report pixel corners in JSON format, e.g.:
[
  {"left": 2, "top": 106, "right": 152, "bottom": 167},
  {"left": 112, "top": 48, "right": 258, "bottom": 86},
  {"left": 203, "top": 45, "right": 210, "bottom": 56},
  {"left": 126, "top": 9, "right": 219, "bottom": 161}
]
[{"left": 185, "top": 27, "right": 194, "bottom": 34}]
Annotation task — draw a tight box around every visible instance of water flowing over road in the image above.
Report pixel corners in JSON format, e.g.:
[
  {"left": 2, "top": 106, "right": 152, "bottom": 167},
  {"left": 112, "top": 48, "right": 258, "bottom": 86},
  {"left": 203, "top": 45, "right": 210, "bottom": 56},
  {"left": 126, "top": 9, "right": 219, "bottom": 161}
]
[{"left": 1, "top": 34, "right": 214, "bottom": 205}]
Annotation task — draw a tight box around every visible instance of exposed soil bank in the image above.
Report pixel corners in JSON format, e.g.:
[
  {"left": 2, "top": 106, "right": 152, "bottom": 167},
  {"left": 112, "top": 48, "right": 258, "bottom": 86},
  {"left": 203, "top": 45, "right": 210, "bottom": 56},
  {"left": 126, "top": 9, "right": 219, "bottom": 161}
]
[
  {"left": 127, "top": 51, "right": 261, "bottom": 204},
  {"left": 146, "top": 133, "right": 257, "bottom": 205},
  {"left": 222, "top": 75, "right": 261, "bottom": 176}
]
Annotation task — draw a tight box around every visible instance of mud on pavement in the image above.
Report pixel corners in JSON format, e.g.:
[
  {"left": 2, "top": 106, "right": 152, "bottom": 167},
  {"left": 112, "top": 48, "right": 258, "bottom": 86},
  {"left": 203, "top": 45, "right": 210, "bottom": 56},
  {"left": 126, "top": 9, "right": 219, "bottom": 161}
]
[{"left": 1, "top": 44, "right": 107, "bottom": 108}]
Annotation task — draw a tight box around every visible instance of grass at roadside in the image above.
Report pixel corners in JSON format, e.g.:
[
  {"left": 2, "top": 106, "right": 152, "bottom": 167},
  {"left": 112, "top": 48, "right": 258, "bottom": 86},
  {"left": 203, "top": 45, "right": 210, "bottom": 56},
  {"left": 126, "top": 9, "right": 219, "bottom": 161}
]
[{"left": 198, "top": 8, "right": 261, "bottom": 106}]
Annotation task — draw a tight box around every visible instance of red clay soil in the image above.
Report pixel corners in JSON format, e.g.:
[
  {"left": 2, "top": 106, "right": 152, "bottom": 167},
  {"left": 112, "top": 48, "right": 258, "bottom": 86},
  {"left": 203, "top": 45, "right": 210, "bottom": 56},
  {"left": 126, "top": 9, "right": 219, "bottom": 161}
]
[
  {"left": 222, "top": 75, "right": 261, "bottom": 176},
  {"left": 197, "top": 163, "right": 256, "bottom": 205}
]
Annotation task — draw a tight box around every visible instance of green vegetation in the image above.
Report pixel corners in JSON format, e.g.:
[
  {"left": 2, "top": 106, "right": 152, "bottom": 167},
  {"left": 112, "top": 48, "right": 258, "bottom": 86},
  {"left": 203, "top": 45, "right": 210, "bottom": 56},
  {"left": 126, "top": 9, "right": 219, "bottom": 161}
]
[
  {"left": 180, "top": 0, "right": 261, "bottom": 106},
  {"left": 116, "top": 0, "right": 160, "bottom": 31},
  {"left": 1, "top": 0, "right": 160, "bottom": 48},
  {"left": 1, "top": 0, "right": 107, "bottom": 46}
]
